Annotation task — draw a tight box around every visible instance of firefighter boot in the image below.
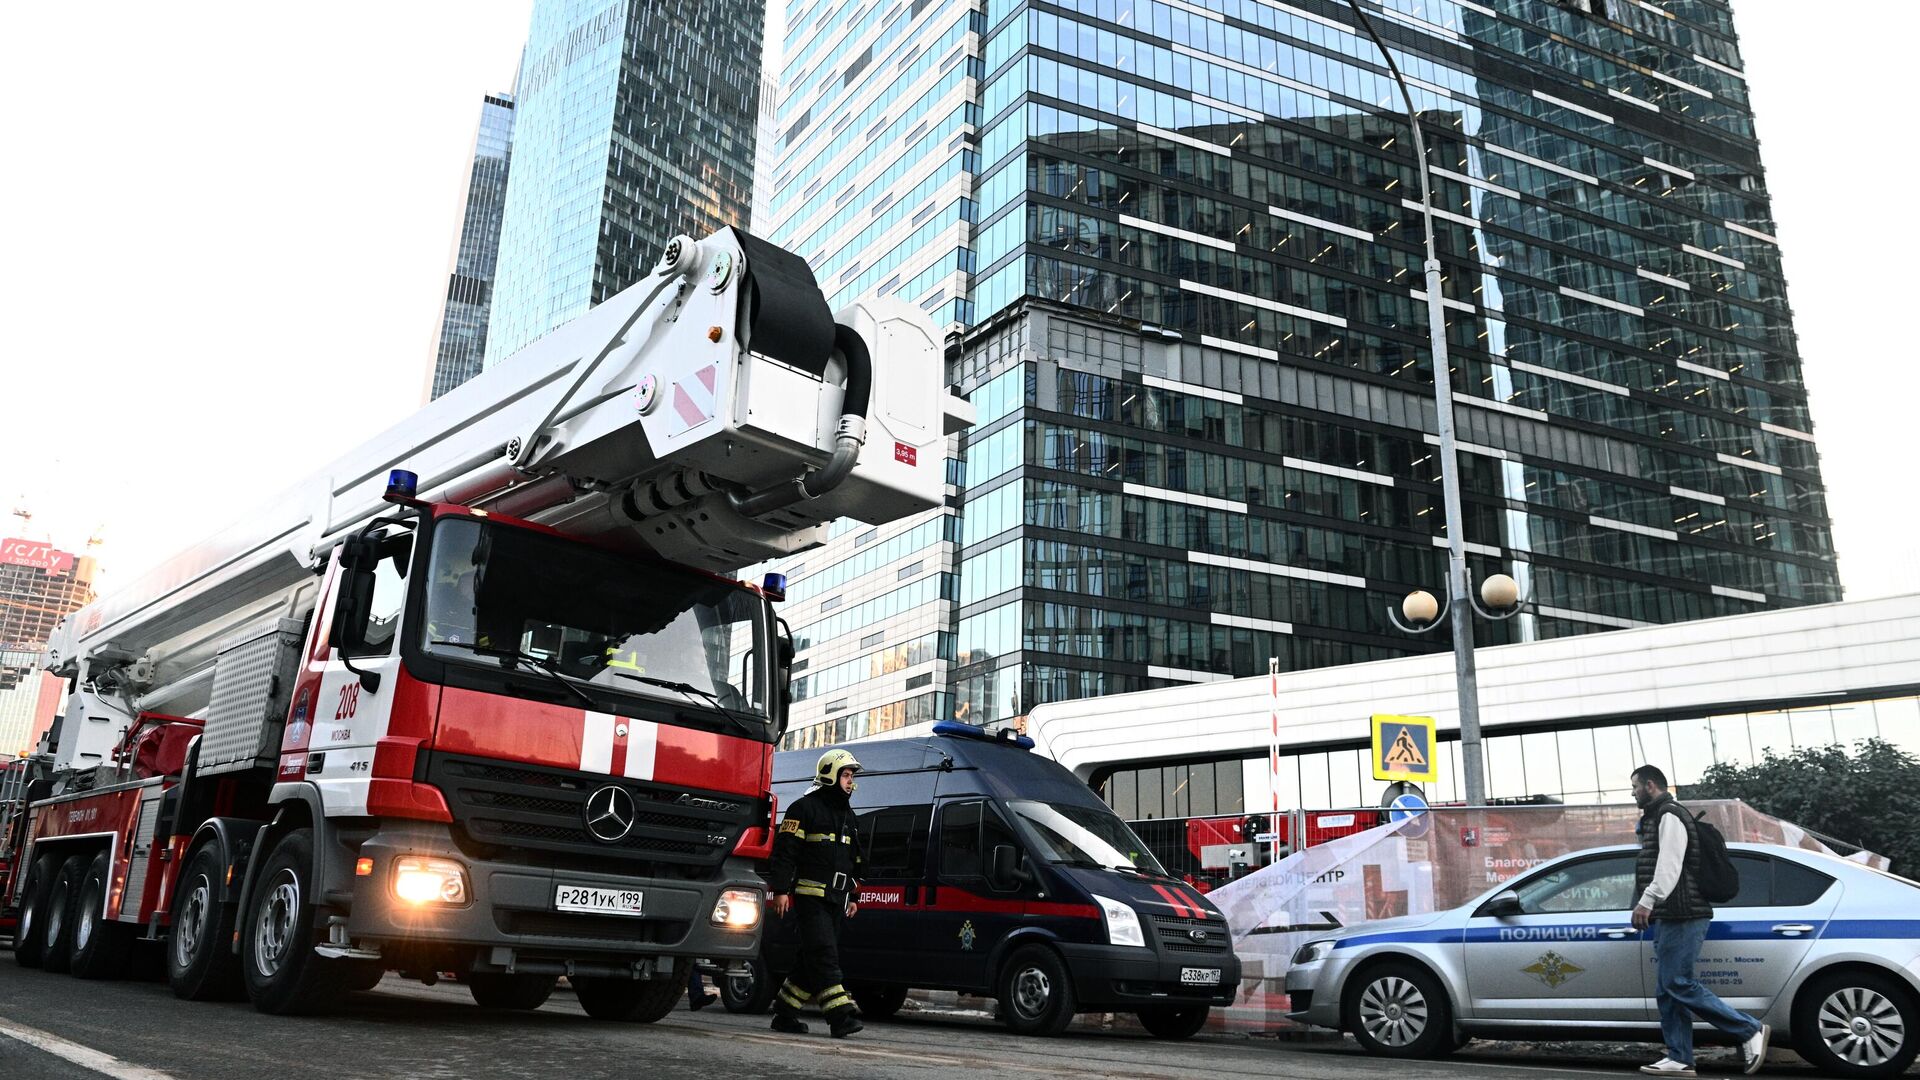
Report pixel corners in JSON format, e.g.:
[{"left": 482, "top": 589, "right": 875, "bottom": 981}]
[
  {"left": 827, "top": 1007, "right": 863, "bottom": 1039},
  {"left": 771, "top": 1010, "right": 810, "bottom": 1035}
]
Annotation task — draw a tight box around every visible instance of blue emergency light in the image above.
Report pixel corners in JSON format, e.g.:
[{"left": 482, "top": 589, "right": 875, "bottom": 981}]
[
  {"left": 761, "top": 572, "right": 788, "bottom": 602},
  {"left": 385, "top": 469, "right": 419, "bottom": 503},
  {"left": 932, "top": 720, "right": 1034, "bottom": 750}
]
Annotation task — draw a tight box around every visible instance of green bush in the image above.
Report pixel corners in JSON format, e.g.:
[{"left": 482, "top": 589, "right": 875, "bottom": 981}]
[{"left": 1682, "top": 738, "right": 1920, "bottom": 877}]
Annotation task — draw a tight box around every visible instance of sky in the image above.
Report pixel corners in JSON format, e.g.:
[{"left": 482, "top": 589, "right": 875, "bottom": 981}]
[{"left": 1, "top": 1, "right": 1914, "bottom": 603}]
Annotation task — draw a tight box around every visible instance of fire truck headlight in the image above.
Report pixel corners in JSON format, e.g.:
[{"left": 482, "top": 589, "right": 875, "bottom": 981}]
[
  {"left": 392, "top": 856, "right": 468, "bottom": 905},
  {"left": 710, "top": 888, "right": 761, "bottom": 929}
]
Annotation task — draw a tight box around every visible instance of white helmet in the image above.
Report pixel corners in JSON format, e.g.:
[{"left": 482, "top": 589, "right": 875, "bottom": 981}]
[{"left": 815, "top": 748, "right": 862, "bottom": 789}]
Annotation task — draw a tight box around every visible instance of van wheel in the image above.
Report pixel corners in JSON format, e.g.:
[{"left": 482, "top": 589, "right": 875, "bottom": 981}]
[
  {"left": 721, "top": 958, "right": 775, "bottom": 1014},
  {"left": 469, "top": 972, "right": 557, "bottom": 1010},
  {"left": 167, "top": 840, "right": 242, "bottom": 1000},
  {"left": 1794, "top": 969, "right": 1920, "bottom": 1078},
  {"left": 998, "top": 945, "right": 1075, "bottom": 1036},
  {"left": 69, "top": 849, "right": 131, "bottom": 980},
  {"left": 1343, "top": 961, "right": 1453, "bottom": 1059},
  {"left": 12, "top": 852, "right": 62, "bottom": 967},
  {"left": 574, "top": 961, "right": 689, "bottom": 1023},
  {"left": 1137, "top": 1005, "right": 1209, "bottom": 1040},
  {"left": 40, "top": 854, "right": 90, "bottom": 974},
  {"left": 241, "top": 829, "right": 343, "bottom": 1015},
  {"left": 851, "top": 983, "right": 908, "bottom": 1020}
]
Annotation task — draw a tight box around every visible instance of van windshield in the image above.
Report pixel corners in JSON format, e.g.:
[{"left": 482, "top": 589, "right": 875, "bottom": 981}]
[{"left": 1006, "top": 799, "right": 1167, "bottom": 876}]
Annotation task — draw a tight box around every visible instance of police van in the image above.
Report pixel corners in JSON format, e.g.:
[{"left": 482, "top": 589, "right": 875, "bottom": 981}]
[{"left": 721, "top": 722, "right": 1240, "bottom": 1038}]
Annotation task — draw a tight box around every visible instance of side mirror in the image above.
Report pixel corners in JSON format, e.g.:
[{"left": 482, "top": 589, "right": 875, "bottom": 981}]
[
  {"left": 327, "top": 536, "right": 383, "bottom": 692},
  {"left": 990, "top": 844, "right": 1029, "bottom": 891},
  {"left": 1482, "top": 890, "right": 1523, "bottom": 918}
]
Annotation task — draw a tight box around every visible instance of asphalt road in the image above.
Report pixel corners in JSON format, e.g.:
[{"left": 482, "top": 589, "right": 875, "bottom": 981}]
[{"left": 0, "top": 950, "right": 1869, "bottom": 1080}]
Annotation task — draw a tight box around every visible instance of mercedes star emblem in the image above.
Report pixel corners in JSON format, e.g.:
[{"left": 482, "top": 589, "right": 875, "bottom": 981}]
[{"left": 585, "top": 784, "right": 636, "bottom": 843}]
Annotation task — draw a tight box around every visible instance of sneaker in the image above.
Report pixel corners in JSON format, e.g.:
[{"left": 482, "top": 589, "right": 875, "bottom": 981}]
[
  {"left": 771, "top": 1013, "right": 809, "bottom": 1035},
  {"left": 828, "top": 1013, "right": 864, "bottom": 1039},
  {"left": 1639, "top": 1059, "right": 1696, "bottom": 1077},
  {"left": 1742, "top": 1023, "right": 1771, "bottom": 1075}
]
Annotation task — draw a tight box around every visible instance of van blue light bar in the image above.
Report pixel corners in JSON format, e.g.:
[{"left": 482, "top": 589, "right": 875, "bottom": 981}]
[{"left": 932, "top": 720, "right": 1034, "bottom": 750}]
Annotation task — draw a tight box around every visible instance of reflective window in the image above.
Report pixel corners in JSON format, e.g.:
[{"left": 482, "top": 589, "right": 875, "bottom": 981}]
[{"left": 1514, "top": 855, "right": 1639, "bottom": 914}]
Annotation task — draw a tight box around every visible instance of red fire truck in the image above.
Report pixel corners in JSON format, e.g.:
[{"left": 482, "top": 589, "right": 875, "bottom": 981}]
[{"left": 2, "top": 228, "right": 971, "bottom": 1018}]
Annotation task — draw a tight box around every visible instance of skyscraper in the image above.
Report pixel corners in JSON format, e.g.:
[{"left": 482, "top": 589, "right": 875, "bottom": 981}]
[
  {"left": 484, "top": 0, "right": 765, "bottom": 366},
  {"left": 428, "top": 92, "right": 516, "bottom": 400},
  {"left": 0, "top": 538, "right": 95, "bottom": 755},
  {"left": 766, "top": 0, "right": 1837, "bottom": 747}
]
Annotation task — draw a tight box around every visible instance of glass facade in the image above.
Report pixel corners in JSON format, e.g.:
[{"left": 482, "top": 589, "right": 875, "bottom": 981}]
[
  {"left": 485, "top": 0, "right": 763, "bottom": 366},
  {"left": 1094, "top": 695, "right": 1920, "bottom": 819},
  {"left": 429, "top": 93, "right": 515, "bottom": 400},
  {"left": 767, "top": 0, "right": 1836, "bottom": 750}
]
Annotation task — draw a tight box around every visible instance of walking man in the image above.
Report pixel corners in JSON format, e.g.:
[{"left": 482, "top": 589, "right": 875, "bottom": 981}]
[
  {"left": 767, "top": 748, "right": 865, "bottom": 1038},
  {"left": 1631, "top": 764, "right": 1769, "bottom": 1076}
]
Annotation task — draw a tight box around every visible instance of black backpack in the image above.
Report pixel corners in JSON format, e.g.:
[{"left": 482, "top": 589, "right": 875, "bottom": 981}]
[{"left": 1679, "top": 805, "right": 1740, "bottom": 903}]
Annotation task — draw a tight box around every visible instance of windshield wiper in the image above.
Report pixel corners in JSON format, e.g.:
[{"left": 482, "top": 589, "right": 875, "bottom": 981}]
[
  {"left": 430, "top": 640, "right": 597, "bottom": 709},
  {"left": 608, "top": 672, "right": 764, "bottom": 741}
]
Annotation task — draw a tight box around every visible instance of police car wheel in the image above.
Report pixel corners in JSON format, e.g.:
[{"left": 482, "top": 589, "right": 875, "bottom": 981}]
[
  {"left": 1793, "top": 969, "right": 1920, "bottom": 1078},
  {"left": 39, "top": 854, "right": 89, "bottom": 974},
  {"left": 721, "top": 959, "right": 775, "bottom": 1014},
  {"left": 1343, "top": 961, "right": 1453, "bottom": 1059},
  {"left": 998, "top": 945, "right": 1076, "bottom": 1036},
  {"left": 11, "top": 851, "right": 61, "bottom": 968},
  {"left": 469, "top": 972, "right": 557, "bottom": 1011},
  {"left": 1137, "top": 1005, "right": 1209, "bottom": 1040},
  {"left": 850, "top": 983, "right": 908, "bottom": 1020}
]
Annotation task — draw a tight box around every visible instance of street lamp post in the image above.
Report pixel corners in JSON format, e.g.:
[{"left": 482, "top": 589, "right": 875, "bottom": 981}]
[{"left": 1340, "top": 1, "right": 1488, "bottom": 804}]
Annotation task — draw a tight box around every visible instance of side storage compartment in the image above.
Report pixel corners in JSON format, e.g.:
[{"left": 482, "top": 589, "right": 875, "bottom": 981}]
[{"left": 198, "top": 617, "right": 305, "bottom": 776}]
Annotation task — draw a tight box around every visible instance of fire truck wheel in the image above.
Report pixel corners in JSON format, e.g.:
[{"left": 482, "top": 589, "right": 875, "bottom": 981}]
[
  {"left": 343, "top": 961, "right": 386, "bottom": 992},
  {"left": 573, "top": 960, "right": 691, "bottom": 1022},
  {"left": 167, "top": 840, "right": 243, "bottom": 1000},
  {"left": 12, "top": 851, "right": 62, "bottom": 968},
  {"left": 40, "top": 854, "right": 91, "bottom": 974},
  {"left": 468, "top": 972, "right": 558, "bottom": 1010},
  {"left": 69, "top": 849, "right": 132, "bottom": 980},
  {"left": 241, "top": 829, "right": 344, "bottom": 1015}
]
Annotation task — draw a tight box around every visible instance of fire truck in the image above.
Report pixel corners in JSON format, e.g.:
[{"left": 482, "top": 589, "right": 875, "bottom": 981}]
[{"left": 1, "top": 228, "right": 972, "bottom": 1018}]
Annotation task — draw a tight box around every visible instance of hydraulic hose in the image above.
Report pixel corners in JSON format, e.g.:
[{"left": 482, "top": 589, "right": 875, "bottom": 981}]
[{"left": 730, "top": 324, "right": 872, "bottom": 517}]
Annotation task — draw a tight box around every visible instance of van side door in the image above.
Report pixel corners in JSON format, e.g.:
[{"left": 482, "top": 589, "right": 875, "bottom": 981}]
[
  {"left": 842, "top": 802, "right": 933, "bottom": 986},
  {"left": 923, "top": 799, "right": 1034, "bottom": 992}
]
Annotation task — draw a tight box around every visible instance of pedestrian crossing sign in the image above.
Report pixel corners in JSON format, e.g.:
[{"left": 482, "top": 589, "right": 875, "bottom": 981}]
[{"left": 1371, "top": 714, "right": 1438, "bottom": 782}]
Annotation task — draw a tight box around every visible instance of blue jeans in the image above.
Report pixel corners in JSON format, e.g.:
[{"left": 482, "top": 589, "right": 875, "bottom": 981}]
[{"left": 1653, "top": 917, "right": 1762, "bottom": 1065}]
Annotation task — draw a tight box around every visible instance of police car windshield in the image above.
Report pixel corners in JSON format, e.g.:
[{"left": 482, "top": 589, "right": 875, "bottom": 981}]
[
  {"left": 1006, "top": 799, "right": 1167, "bottom": 876},
  {"left": 421, "top": 517, "right": 769, "bottom": 730}
]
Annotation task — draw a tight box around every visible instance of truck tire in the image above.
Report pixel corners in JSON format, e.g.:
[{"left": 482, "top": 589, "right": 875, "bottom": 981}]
[
  {"left": 469, "top": 972, "right": 557, "bottom": 1010},
  {"left": 573, "top": 960, "right": 691, "bottom": 1023},
  {"left": 69, "top": 849, "right": 131, "bottom": 980},
  {"left": 720, "top": 958, "right": 775, "bottom": 1014},
  {"left": 1792, "top": 968, "right": 1920, "bottom": 1078},
  {"left": 167, "top": 840, "right": 243, "bottom": 1000},
  {"left": 1137, "top": 1004, "right": 1209, "bottom": 1040},
  {"left": 997, "top": 945, "right": 1076, "bottom": 1036},
  {"left": 850, "top": 983, "right": 908, "bottom": 1020},
  {"left": 40, "top": 854, "right": 90, "bottom": 974},
  {"left": 241, "top": 829, "right": 344, "bottom": 1015},
  {"left": 12, "top": 851, "right": 62, "bottom": 968}
]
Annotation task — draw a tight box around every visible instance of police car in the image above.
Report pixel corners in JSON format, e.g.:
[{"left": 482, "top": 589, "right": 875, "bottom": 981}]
[{"left": 1285, "top": 843, "right": 1920, "bottom": 1077}]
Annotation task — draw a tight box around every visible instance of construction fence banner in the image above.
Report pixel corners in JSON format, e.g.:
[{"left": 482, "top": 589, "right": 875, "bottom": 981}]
[{"left": 1204, "top": 799, "right": 1889, "bottom": 1033}]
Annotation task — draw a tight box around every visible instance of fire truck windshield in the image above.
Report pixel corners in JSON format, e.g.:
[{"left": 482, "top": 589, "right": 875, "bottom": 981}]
[{"left": 421, "top": 516, "right": 770, "bottom": 732}]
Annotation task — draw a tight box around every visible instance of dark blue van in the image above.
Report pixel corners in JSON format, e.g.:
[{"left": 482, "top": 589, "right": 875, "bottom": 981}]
[{"left": 721, "top": 723, "right": 1240, "bottom": 1038}]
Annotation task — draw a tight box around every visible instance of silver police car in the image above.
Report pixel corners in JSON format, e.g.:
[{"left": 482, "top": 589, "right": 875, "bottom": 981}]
[{"left": 1286, "top": 843, "right": 1920, "bottom": 1077}]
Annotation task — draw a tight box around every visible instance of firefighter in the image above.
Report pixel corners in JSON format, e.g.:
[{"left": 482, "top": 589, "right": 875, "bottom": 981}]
[{"left": 767, "top": 748, "right": 865, "bottom": 1038}]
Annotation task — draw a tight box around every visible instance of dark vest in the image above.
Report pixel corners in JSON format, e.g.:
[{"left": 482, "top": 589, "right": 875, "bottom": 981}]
[{"left": 1634, "top": 793, "right": 1710, "bottom": 921}]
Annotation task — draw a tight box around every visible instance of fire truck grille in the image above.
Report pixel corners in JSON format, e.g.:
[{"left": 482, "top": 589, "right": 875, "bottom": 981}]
[
  {"left": 499, "top": 911, "right": 692, "bottom": 945},
  {"left": 430, "top": 755, "right": 759, "bottom": 870}
]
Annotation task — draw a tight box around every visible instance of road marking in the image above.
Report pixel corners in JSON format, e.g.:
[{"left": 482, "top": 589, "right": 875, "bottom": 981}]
[{"left": 0, "top": 1017, "right": 179, "bottom": 1080}]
